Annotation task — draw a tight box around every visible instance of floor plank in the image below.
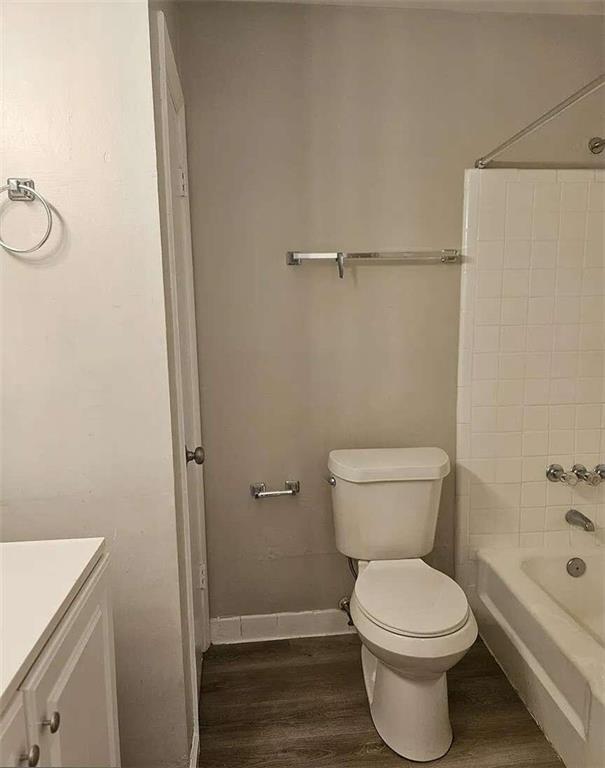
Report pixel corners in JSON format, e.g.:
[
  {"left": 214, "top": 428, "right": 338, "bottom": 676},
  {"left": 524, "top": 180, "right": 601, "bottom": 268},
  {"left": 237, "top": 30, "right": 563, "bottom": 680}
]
[{"left": 199, "top": 635, "right": 562, "bottom": 767}]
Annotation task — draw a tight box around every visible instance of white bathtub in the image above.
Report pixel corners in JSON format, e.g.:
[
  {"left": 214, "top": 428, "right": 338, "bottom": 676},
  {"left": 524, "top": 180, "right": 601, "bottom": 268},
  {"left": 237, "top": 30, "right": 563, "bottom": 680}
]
[{"left": 476, "top": 546, "right": 605, "bottom": 768}]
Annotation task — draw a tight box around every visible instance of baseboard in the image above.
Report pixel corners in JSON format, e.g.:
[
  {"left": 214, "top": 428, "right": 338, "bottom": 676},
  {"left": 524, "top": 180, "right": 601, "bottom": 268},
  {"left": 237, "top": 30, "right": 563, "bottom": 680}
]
[{"left": 210, "top": 608, "right": 356, "bottom": 645}]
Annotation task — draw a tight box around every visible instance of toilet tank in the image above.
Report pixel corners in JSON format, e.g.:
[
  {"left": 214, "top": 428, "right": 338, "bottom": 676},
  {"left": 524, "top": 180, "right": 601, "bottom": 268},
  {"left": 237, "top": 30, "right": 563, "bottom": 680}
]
[{"left": 328, "top": 448, "right": 450, "bottom": 560}]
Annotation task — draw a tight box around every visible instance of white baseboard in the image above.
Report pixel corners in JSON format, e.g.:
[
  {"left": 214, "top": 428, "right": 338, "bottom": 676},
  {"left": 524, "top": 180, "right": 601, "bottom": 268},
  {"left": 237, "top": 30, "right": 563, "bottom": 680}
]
[{"left": 210, "top": 608, "right": 356, "bottom": 645}]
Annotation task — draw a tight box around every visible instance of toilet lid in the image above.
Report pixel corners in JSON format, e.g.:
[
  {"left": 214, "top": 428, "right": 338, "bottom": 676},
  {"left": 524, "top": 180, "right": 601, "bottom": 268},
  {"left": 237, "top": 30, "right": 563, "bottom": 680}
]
[{"left": 354, "top": 560, "right": 469, "bottom": 638}]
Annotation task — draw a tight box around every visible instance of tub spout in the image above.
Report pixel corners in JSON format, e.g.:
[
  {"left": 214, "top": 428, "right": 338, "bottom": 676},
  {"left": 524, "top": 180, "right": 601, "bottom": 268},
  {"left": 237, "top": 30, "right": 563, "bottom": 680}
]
[{"left": 565, "top": 508, "right": 595, "bottom": 532}]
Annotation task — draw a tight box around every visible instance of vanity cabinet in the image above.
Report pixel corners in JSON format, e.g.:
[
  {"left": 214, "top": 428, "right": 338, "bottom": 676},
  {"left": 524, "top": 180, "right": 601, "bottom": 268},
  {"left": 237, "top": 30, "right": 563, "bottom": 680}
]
[
  {"left": 0, "top": 696, "right": 30, "bottom": 768},
  {"left": 0, "top": 540, "right": 120, "bottom": 767}
]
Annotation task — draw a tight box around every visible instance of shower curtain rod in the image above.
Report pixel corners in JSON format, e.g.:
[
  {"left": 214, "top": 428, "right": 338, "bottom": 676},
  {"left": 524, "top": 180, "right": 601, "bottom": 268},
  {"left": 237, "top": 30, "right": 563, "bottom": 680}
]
[{"left": 475, "top": 73, "right": 605, "bottom": 169}]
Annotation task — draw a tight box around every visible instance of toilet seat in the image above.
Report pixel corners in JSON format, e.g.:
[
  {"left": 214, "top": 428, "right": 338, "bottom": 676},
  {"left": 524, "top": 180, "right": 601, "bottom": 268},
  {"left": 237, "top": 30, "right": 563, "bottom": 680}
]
[{"left": 354, "top": 559, "right": 469, "bottom": 638}]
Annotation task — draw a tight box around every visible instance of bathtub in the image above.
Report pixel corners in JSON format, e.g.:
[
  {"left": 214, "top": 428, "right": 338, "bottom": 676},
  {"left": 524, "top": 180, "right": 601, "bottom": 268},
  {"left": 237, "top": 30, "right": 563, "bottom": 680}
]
[{"left": 476, "top": 546, "right": 605, "bottom": 768}]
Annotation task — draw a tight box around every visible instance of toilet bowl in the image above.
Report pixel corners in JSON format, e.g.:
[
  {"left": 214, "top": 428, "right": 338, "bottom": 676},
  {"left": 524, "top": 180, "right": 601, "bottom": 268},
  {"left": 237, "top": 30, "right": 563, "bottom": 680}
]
[
  {"left": 327, "top": 447, "right": 477, "bottom": 761},
  {"left": 350, "top": 559, "right": 478, "bottom": 762}
]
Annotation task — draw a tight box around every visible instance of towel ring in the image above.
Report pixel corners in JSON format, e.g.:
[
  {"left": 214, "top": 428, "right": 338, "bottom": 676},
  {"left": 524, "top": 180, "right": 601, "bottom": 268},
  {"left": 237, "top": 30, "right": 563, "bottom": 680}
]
[{"left": 0, "top": 178, "right": 53, "bottom": 254}]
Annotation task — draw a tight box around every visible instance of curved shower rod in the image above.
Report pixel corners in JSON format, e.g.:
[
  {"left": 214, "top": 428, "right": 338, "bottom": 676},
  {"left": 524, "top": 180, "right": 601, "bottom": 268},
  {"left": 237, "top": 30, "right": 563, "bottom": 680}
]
[{"left": 475, "top": 73, "right": 605, "bottom": 169}]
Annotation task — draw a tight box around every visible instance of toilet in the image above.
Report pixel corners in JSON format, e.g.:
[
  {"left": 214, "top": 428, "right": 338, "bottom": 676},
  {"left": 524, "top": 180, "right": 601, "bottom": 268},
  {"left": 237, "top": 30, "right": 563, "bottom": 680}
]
[{"left": 328, "top": 447, "right": 477, "bottom": 762}]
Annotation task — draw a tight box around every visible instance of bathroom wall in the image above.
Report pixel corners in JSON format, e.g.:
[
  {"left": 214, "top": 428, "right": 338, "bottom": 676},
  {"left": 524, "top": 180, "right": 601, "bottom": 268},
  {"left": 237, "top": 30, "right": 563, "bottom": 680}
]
[
  {"left": 456, "top": 168, "right": 605, "bottom": 595},
  {"left": 178, "top": 1, "right": 603, "bottom": 618},
  {"left": 0, "top": 2, "right": 190, "bottom": 766}
]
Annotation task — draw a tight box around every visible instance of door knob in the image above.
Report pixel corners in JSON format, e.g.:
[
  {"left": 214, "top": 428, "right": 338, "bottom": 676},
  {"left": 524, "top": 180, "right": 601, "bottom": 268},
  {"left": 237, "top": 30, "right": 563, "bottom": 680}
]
[{"left": 185, "top": 446, "right": 205, "bottom": 465}]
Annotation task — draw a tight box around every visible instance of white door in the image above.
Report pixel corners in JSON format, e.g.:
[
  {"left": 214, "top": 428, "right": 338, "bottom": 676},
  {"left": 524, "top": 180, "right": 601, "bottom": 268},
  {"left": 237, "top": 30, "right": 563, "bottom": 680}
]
[{"left": 153, "top": 11, "right": 210, "bottom": 758}]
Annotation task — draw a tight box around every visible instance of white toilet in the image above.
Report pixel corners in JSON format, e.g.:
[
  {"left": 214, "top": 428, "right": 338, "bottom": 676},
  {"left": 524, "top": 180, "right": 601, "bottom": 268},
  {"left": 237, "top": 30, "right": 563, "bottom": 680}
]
[{"left": 328, "top": 447, "right": 477, "bottom": 762}]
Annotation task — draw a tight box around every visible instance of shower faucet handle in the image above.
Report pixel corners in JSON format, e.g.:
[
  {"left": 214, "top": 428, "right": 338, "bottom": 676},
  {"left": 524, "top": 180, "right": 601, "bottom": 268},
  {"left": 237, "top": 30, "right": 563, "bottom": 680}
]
[
  {"left": 595, "top": 464, "right": 605, "bottom": 481},
  {"left": 572, "top": 464, "right": 601, "bottom": 486},
  {"left": 546, "top": 464, "right": 578, "bottom": 485}
]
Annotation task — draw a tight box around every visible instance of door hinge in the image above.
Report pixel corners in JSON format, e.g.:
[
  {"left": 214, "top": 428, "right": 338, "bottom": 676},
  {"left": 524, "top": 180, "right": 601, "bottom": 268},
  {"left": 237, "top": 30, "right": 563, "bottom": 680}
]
[
  {"left": 178, "top": 168, "right": 188, "bottom": 198},
  {"left": 198, "top": 564, "right": 207, "bottom": 590}
]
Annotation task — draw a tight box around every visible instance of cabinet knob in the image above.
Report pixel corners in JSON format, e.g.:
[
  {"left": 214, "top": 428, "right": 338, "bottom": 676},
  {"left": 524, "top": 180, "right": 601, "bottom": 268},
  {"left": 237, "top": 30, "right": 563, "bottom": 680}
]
[
  {"left": 20, "top": 745, "right": 40, "bottom": 767},
  {"left": 42, "top": 711, "right": 61, "bottom": 733}
]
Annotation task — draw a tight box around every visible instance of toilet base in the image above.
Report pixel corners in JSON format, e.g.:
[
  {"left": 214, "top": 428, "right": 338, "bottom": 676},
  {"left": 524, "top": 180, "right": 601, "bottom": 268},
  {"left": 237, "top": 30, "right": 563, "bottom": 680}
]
[{"left": 361, "top": 645, "right": 453, "bottom": 762}]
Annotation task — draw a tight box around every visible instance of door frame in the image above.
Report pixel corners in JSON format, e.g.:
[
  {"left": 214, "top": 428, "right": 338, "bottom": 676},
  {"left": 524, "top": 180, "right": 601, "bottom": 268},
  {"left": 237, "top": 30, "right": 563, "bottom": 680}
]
[{"left": 152, "top": 11, "right": 210, "bottom": 767}]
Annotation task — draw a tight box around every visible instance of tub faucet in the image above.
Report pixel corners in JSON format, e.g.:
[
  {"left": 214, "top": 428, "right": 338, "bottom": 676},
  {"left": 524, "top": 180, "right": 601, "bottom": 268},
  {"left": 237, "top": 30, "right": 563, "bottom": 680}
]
[
  {"left": 572, "top": 464, "right": 601, "bottom": 486},
  {"left": 565, "top": 508, "right": 595, "bottom": 532}
]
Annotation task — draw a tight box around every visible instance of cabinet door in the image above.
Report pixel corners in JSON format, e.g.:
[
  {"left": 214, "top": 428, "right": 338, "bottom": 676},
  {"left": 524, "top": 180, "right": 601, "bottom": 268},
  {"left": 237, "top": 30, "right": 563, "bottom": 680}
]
[
  {"left": 21, "top": 555, "right": 120, "bottom": 767},
  {"left": 0, "top": 694, "right": 39, "bottom": 767}
]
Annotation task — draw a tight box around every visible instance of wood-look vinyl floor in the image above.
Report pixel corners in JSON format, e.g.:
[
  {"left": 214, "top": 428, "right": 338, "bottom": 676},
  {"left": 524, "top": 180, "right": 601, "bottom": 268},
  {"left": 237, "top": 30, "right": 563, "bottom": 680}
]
[{"left": 199, "top": 635, "right": 562, "bottom": 768}]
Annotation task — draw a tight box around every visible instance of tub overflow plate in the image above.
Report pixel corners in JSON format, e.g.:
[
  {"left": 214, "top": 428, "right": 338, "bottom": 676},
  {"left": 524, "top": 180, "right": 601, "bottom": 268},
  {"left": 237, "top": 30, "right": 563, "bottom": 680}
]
[{"left": 566, "top": 557, "right": 586, "bottom": 577}]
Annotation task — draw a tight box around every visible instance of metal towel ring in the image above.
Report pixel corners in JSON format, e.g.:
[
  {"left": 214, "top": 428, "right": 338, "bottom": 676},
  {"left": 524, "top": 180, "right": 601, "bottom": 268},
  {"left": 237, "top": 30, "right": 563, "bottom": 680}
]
[{"left": 0, "top": 178, "right": 53, "bottom": 254}]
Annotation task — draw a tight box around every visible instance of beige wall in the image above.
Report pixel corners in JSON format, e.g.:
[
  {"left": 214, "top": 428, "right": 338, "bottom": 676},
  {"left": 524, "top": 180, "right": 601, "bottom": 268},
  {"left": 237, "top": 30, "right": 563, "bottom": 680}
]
[
  {"left": 178, "top": 1, "right": 603, "bottom": 618},
  {"left": 0, "top": 2, "right": 189, "bottom": 766}
]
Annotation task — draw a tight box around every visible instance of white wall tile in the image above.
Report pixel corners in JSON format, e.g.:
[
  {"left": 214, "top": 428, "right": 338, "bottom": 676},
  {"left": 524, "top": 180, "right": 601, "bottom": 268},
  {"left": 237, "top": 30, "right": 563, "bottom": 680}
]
[
  {"left": 475, "top": 325, "right": 501, "bottom": 352},
  {"left": 550, "top": 352, "right": 577, "bottom": 379},
  {"left": 561, "top": 183, "right": 588, "bottom": 212},
  {"left": 560, "top": 210, "right": 587, "bottom": 240},
  {"left": 525, "top": 353, "right": 551, "bottom": 379},
  {"left": 499, "top": 353, "right": 525, "bottom": 379},
  {"left": 500, "top": 325, "right": 526, "bottom": 352},
  {"left": 532, "top": 209, "right": 559, "bottom": 240},
  {"left": 477, "top": 241, "right": 504, "bottom": 270},
  {"left": 504, "top": 240, "right": 531, "bottom": 269},
  {"left": 524, "top": 378, "right": 549, "bottom": 404},
  {"left": 531, "top": 240, "right": 557, "bottom": 268},
  {"left": 557, "top": 240, "right": 584, "bottom": 268},
  {"left": 550, "top": 404, "right": 575, "bottom": 429},
  {"left": 523, "top": 406, "right": 548, "bottom": 431},
  {"left": 475, "top": 298, "right": 502, "bottom": 325},
  {"left": 501, "top": 297, "right": 528, "bottom": 325},
  {"left": 473, "top": 353, "right": 499, "bottom": 380},
  {"left": 554, "top": 296, "right": 580, "bottom": 324},
  {"left": 502, "top": 270, "right": 530, "bottom": 297},
  {"left": 522, "top": 457, "right": 548, "bottom": 482},
  {"left": 456, "top": 170, "right": 603, "bottom": 594},
  {"left": 478, "top": 207, "right": 505, "bottom": 240},
  {"left": 534, "top": 184, "right": 560, "bottom": 211},
  {"left": 477, "top": 271, "right": 503, "bottom": 298},
  {"left": 520, "top": 531, "right": 544, "bottom": 547},
  {"left": 529, "top": 269, "right": 556, "bottom": 297},
  {"left": 528, "top": 297, "right": 554, "bottom": 324},
  {"left": 522, "top": 431, "right": 548, "bottom": 456},
  {"left": 587, "top": 182, "right": 605, "bottom": 212},
  {"left": 557, "top": 170, "right": 595, "bottom": 182}
]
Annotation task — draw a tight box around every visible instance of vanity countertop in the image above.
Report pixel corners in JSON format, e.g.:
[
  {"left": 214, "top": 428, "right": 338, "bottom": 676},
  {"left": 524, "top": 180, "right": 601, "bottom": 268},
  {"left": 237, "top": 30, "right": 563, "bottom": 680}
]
[{"left": 0, "top": 537, "right": 105, "bottom": 711}]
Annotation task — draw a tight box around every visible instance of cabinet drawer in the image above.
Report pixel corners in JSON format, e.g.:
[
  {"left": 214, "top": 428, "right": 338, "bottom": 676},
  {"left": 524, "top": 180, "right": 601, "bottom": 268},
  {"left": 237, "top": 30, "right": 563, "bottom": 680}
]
[
  {"left": 21, "top": 555, "right": 120, "bottom": 768},
  {"left": 0, "top": 694, "right": 33, "bottom": 768}
]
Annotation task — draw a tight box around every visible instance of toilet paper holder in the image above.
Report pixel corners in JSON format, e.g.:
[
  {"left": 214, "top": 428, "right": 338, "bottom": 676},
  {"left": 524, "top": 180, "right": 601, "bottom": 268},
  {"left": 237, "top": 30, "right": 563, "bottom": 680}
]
[{"left": 250, "top": 480, "right": 300, "bottom": 499}]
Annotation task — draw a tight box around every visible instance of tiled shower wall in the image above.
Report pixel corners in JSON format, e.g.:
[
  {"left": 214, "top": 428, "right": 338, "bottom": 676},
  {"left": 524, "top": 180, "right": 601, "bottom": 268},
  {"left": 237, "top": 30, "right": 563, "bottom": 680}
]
[{"left": 456, "top": 169, "right": 604, "bottom": 593}]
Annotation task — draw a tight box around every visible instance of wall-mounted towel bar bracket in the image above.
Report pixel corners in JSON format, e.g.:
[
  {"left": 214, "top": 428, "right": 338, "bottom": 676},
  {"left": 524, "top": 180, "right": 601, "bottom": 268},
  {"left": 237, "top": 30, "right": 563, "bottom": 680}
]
[
  {"left": 250, "top": 480, "right": 300, "bottom": 499},
  {"left": 287, "top": 250, "right": 460, "bottom": 278},
  {"left": 1, "top": 177, "right": 54, "bottom": 254}
]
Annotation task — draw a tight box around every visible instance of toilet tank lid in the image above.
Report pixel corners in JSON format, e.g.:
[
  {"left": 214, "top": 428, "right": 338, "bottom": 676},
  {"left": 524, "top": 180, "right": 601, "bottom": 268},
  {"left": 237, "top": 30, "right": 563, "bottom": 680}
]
[{"left": 328, "top": 447, "right": 450, "bottom": 483}]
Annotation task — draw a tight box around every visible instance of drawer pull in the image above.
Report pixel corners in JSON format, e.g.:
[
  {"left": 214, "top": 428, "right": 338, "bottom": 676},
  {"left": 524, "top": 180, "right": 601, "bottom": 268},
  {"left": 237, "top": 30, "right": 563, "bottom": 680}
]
[
  {"left": 42, "top": 711, "right": 61, "bottom": 733},
  {"left": 20, "top": 744, "right": 40, "bottom": 767}
]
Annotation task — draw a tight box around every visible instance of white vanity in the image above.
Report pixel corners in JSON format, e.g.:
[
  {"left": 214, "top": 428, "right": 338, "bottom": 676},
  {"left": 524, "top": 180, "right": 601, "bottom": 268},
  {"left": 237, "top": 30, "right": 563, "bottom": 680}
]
[{"left": 0, "top": 538, "right": 120, "bottom": 767}]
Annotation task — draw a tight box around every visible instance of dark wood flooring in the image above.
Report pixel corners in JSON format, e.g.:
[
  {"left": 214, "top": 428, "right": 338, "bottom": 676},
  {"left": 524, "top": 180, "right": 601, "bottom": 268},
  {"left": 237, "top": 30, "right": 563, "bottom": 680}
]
[{"left": 199, "top": 635, "right": 562, "bottom": 768}]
